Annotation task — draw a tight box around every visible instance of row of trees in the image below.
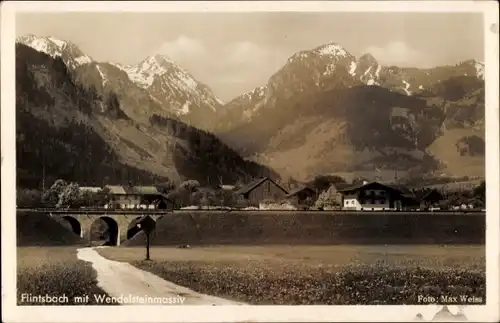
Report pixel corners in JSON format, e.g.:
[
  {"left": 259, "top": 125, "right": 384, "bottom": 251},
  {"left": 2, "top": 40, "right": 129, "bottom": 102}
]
[{"left": 17, "top": 180, "right": 112, "bottom": 208}]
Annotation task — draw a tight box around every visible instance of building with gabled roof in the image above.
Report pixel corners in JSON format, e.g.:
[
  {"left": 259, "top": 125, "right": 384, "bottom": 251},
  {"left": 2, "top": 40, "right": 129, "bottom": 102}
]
[
  {"left": 338, "top": 181, "right": 408, "bottom": 211},
  {"left": 104, "top": 184, "right": 175, "bottom": 210},
  {"left": 78, "top": 186, "right": 102, "bottom": 193},
  {"left": 234, "top": 177, "right": 289, "bottom": 207},
  {"left": 285, "top": 186, "right": 318, "bottom": 209}
]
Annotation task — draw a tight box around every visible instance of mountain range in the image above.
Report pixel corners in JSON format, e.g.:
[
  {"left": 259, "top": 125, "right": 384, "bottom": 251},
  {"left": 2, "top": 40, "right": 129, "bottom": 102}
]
[
  {"left": 16, "top": 35, "right": 485, "bottom": 187},
  {"left": 215, "top": 43, "right": 485, "bottom": 181},
  {"left": 15, "top": 35, "right": 275, "bottom": 188}
]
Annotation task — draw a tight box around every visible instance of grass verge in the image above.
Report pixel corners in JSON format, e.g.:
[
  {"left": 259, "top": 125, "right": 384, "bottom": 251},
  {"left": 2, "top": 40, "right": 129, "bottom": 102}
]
[
  {"left": 98, "top": 245, "right": 485, "bottom": 305},
  {"left": 17, "top": 247, "right": 119, "bottom": 305}
]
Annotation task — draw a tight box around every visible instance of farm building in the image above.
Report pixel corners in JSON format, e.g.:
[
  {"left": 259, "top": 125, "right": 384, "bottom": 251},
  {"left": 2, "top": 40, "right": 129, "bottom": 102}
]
[
  {"left": 234, "top": 177, "right": 289, "bottom": 207},
  {"left": 79, "top": 186, "right": 102, "bottom": 193},
  {"left": 285, "top": 186, "right": 318, "bottom": 208},
  {"left": 104, "top": 185, "right": 175, "bottom": 210},
  {"left": 414, "top": 189, "right": 444, "bottom": 209},
  {"left": 338, "top": 181, "right": 411, "bottom": 211}
]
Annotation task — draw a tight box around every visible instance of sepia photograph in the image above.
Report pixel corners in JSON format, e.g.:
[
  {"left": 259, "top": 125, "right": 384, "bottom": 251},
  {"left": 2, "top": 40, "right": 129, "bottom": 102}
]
[{"left": 2, "top": 1, "right": 499, "bottom": 322}]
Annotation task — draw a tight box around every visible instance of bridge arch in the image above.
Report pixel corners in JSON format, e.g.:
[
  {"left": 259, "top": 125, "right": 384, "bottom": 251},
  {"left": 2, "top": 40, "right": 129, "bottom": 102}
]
[
  {"left": 90, "top": 216, "right": 119, "bottom": 246},
  {"left": 127, "top": 216, "right": 143, "bottom": 240},
  {"left": 61, "top": 216, "right": 82, "bottom": 237}
]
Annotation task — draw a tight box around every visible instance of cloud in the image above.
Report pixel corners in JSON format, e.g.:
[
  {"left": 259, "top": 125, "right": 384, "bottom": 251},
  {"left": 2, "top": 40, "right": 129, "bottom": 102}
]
[
  {"left": 152, "top": 37, "right": 288, "bottom": 100},
  {"left": 154, "top": 35, "right": 207, "bottom": 60},
  {"left": 365, "top": 41, "right": 422, "bottom": 67},
  {"left": 226, "top": 41, "right": 272, "bottom": 64}
]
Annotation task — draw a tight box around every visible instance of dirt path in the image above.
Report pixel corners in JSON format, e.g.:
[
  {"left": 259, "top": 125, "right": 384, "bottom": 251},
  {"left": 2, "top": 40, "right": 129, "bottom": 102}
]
[{"left": 76, "top": 247, "right": 245, "bottom": 305}]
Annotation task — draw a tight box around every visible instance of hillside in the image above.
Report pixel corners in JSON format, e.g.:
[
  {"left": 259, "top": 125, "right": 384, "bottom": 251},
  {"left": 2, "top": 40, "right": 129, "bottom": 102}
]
[
  {"left": 214, "top": 43, "right": 485, "bottom": 181},
  {"left": 17, "top": 211, "right": 83, "bottom": 246},
  {"left": 18, "top": 35, "right": 224, "bottom": 129},
  {"left": 16, "top": 42, "right": 277, "bottom": 189}
]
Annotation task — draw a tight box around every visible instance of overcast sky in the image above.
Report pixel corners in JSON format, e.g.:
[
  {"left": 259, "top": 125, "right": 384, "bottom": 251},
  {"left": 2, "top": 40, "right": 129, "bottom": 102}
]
[{"left": 16, "top": 12, "right": 484, "bottom": 101}]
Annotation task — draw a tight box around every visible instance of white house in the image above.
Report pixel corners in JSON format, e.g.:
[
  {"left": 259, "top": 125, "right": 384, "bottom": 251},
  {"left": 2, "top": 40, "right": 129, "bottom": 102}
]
[{"left": 337, "top": 181, "right": 408, "bottom": 211}]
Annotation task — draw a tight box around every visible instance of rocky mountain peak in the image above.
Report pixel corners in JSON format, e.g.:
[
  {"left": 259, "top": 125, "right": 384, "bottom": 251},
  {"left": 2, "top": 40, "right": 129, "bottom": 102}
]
[
  {"left": 356, "top": 53, "right": 381, "bottom": 86},
  {"left": 16, "top": 34, "right": 92, "bottom": 68},
  {"left": 312, "top": 42, "right": 351, "bottom": 58},
  {"left": 358, "top": 53, "right": 378, "bottom": 66}
]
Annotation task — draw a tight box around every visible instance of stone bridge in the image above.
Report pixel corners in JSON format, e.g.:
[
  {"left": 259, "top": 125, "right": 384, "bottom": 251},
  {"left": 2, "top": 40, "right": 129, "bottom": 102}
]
[{"left": 48, "top": 210, "right": 167, "bottom": 246}]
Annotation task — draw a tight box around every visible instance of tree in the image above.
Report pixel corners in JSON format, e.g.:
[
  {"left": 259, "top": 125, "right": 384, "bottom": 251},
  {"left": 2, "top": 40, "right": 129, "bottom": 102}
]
[
  {"left": 17, "top": 189, "right": 42, "bottom": 208},
  {"left": 315, "top": 188, "right": 342, "bottom": 210},
  {"left": 56, "top": 182, "right": 80, "bottom": 208},
  {"left": 42, "top": 179, "right": 68, "bottom": 207},
  {"left": 94, "top": 187, "right": 112, "bottom": 207},
  {"left": 308, "top": 175, "right": 347, "bottom": 192},
  {"left": 473, "top": 181, "right": 485, "bottom": 206},
  {"left": 77, "top": 190, "right": 95, "bottom": 208},
  {"left": 180, "top": 180, "right": 200, "bottom": 192},
  {"left": 156, "top": 180, "right": 176, "bottom": 195}
]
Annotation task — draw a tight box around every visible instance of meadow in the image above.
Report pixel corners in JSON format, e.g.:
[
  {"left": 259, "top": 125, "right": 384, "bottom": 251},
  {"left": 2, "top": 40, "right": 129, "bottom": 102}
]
[
  {"left": 97, "top": 245, "right": 486, "bottom": 305},
  {"left": 17, "top": 247, "right": 118, "bottom": 305}
]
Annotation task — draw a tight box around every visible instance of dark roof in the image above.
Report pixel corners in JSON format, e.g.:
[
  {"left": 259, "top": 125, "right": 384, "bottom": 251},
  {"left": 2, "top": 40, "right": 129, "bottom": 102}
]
[
  {"left": 235, "top": 177, "right": 288, "bottom": 195},
  {"left": 332, "top": 183, "right": 352, "bottom": 190},
  {"left": 388, "top": 185, "right": 416, "bottom": 198},
  {"left": 337, "top": 181, "right": 408, "bottom": 197},
  {"left": 336, "top": 181, "right": 384, "bottom": 192},
  {"left": 285, "top": 186, "right": 316, "bottom": 197},
  {"left": 105, "top": 185, "right": 175, "bottom": 203},
  {"left": 414, "top": 189, "right": 444, "bottom": 201}
]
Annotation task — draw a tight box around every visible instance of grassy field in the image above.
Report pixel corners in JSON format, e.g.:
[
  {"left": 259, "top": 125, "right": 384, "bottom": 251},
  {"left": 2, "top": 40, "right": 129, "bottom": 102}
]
[
  {"left": 98, "top": 245, "right": 485, "bottom": 305},
  {"left": 17, "top": 247, "right": 118, "bottom": 305}
]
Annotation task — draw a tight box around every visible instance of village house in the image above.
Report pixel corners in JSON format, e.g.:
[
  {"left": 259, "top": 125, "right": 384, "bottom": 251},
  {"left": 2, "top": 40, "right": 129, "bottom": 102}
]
[
  {"left": 104, "top": 185, "right": 175, "bottom": 210},
  {"left": 79, "top": 186, "right": 102, "bottom": 193},
  {"left": 338, "top": 181, "right": 411, "bottom": 211},
  {"left": 285, "top": 186, "right": 318, "bottom": 209},
  {"left": 414, "top": 189, "right": 444, "bottom": 210},
  {"left": 234, "top": 177, "right": 289, "bottom": 207}
]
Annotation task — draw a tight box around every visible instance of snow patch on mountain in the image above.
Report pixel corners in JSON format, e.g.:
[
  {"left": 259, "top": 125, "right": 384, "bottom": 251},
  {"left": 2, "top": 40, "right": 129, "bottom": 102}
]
[
  {"left": 474, "top": 61, "right": 484, "bottom": 80},
  {"left": 123, "top": 54, "right": 202, "bottom": 98},
  {"left": 363, "top": 66, "right": 372, "bottom": 77},
  {"left": 375, "top": 64, "right": 381, "bottom": 78},
  {"left": 110, "top": 62, "right": 126, "bottom": 70},
  {"left": 349, "top": 61, "right": 357, "bottom": 77},
  {"left": 402, "top": 80, "right": 412, "bottom": 96},
  {"left": 96, "top": 65, "right": 108, "bottom": 86},
  {"left": 47, "top": 36, "right": 66, "bottom": 49},
  {"left": 242, "top": 86, "right": 266, "bottom": 101},
  {"left": 17, "top": 35, "right": 92, "bottom": 67},
  {"left": 75, "top": 55, "right": 92, "bottom": 66},
  {"left": 21, "top": 36, "right": 62, "bottom": 58},
  {"left": 315, "top": 43, "right": 348, "bottom": 58},
  {"left": 180, "top": 101, "right": 191, "bottom": 115},
  {"left": 123, "top": 55, "right": 167, "bottom": 88}
]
